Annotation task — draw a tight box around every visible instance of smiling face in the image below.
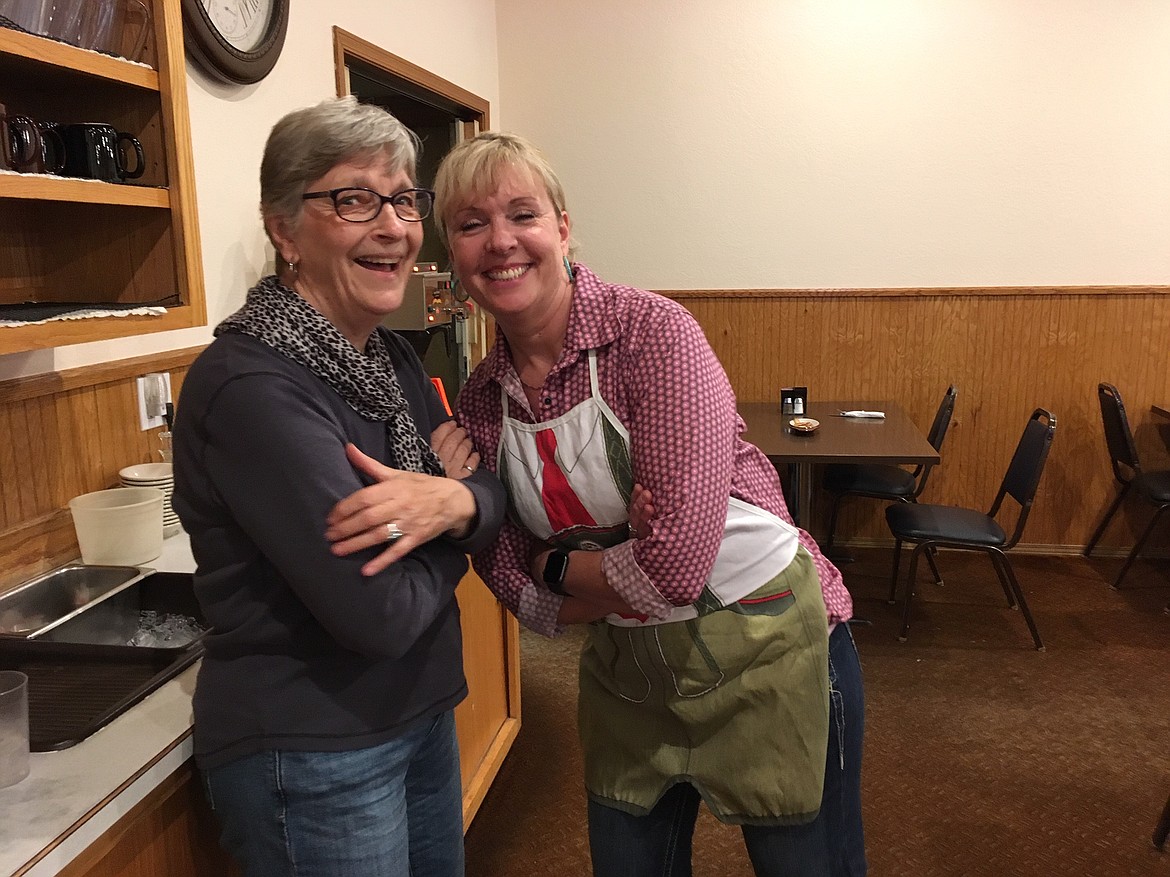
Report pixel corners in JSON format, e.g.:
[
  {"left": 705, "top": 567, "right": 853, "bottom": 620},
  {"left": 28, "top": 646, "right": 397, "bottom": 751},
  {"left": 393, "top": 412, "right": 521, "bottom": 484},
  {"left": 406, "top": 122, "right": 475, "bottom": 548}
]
[
  {"left": 266, "top": 153, "right": 422, "bottom": 349},
  {"left": 445, "top": 164, "right": 571, "bottom": 324}
]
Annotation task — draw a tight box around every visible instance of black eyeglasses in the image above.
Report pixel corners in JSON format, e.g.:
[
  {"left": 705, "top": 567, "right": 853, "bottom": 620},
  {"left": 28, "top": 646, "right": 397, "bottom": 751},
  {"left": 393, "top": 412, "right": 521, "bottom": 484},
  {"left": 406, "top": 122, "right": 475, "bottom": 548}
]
[{"left": 301, "top": 187, "right": 435, "bottom": 223}]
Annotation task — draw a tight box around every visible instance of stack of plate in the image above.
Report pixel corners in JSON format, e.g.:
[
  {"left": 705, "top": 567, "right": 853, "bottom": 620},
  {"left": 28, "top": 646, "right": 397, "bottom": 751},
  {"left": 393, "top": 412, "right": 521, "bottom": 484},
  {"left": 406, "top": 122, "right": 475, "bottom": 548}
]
[{"left": 119, "top": 463, "right": 180, "bottom": 537}]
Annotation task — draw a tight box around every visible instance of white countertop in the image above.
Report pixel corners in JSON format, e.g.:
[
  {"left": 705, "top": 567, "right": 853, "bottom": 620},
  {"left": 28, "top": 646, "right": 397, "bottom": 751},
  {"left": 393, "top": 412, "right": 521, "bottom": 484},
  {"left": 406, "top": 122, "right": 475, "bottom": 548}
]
[{"left": 0, "top": 532, "right": 198, "bottom": 877}]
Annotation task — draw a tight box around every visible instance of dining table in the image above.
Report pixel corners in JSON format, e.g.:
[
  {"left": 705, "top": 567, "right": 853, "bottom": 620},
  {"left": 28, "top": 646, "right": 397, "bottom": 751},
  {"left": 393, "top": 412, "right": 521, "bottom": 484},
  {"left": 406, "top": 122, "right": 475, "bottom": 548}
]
[{"left": 737, "top": 400, "right": 940, "bottom": 531}]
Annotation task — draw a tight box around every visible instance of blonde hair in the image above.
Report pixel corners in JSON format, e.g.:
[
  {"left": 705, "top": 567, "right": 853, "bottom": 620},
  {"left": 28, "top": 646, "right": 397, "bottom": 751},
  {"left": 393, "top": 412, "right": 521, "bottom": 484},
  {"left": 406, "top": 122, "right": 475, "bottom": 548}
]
[{"left": 433, "top": 131, "right": 576, "bottom": 256}]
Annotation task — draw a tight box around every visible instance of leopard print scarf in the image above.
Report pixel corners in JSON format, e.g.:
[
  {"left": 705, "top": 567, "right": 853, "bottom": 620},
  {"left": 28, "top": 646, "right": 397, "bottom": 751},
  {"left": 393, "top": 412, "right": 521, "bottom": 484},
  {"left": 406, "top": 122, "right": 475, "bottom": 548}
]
[{"left": 216, "top": 275, "right": 443, "bottom": 476}]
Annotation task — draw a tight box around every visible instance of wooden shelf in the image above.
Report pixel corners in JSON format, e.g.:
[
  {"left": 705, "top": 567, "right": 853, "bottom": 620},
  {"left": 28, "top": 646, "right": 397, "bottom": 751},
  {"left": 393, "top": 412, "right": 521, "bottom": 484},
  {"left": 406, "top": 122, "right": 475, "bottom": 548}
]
[
  {"left": 0, "top": 26, "right": 160, "bottom": 90},
  {"left": 0, "top": 0, "right": 206, "bottom": 355},
  {"left": 0, "top": 304, "right": 202, "bottom": 355},
  {"left": 0, "top": 173, "right": 170, "bottom": 207}
]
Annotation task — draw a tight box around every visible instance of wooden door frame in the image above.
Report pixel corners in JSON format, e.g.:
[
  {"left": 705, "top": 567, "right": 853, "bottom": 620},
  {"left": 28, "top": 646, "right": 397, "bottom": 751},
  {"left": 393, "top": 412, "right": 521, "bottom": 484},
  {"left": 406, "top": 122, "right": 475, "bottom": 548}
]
[{"left": 332, "top": 28, "right": 490, "bottom": 138}]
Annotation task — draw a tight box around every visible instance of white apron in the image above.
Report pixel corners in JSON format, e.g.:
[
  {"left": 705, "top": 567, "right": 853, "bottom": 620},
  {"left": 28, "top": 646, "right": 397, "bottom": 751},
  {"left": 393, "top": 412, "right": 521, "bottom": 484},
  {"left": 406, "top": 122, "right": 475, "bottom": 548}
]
[{"left": 497, "top": 350, "right": 802, "bottom": 626}]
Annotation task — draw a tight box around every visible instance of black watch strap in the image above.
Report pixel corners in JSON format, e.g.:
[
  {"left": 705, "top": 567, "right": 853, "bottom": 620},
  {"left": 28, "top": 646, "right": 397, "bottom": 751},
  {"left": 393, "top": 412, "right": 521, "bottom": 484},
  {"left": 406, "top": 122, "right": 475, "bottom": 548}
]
[{"left": 542, "top": 550, "right": 571, "bottom": 596}]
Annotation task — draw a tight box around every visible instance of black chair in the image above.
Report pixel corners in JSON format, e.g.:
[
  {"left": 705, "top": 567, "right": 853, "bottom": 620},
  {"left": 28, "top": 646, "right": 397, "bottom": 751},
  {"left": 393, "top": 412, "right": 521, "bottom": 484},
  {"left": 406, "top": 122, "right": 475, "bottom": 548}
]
[
  {"left": 885, "top": 408, "right": 1056, "bottom": 650},
  {"left": 823, "top": 386, "right": 957, "bottom": 565},
  {"left": 1155, "top": 791, "right": 1170, "bottom": 851},
  {"left": 1083, "top": 383, "right": 1170, "bottom": 590}
]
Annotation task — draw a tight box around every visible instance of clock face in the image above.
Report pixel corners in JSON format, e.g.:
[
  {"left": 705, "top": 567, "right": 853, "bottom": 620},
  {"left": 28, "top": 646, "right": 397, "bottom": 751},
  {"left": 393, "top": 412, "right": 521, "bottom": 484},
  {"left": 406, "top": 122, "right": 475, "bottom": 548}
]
[
  {"left": 202, "top": 0, "right": 273, "bottom": 53},
  {"left": 182, "top": 0, "right": 289, "bottom": 85}
]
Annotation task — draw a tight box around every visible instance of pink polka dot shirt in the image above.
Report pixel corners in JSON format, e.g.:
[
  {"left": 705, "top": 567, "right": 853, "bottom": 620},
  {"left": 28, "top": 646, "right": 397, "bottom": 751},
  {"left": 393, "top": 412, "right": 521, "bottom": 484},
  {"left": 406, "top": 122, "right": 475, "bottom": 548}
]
[{"left": 455, "top": 263, "right": 853, "bottom": 637}]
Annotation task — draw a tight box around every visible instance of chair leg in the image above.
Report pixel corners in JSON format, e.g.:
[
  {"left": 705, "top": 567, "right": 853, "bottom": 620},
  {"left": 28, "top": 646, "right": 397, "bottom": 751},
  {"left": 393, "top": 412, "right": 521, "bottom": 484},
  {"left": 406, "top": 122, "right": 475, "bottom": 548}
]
[
  {"left": 888, "top": 538, "right": 903, "bottom": 605},
  {"left": 924, "top": 545, "right": 944, "bottom": 586},
  {"left": 1085, "top": 483, "right": 1131, "bottom": 557},
  {"left": 1153, "top": 790, "right": 1170, "bottom": 851},
  {"left": 1112, "top": 504, "right": 1170, "bottom": 590},
  {"left": 992, "top": 548, "right": 1044, "bottom": 651},
  {"left": 823, "top": 492, "right": 844, "bottom": 555},
  {"left": 987, "top": 549, "right": 1018, "bottom": 610},
  {"left": 899, "top": 543, "right": 928, "bottom": 642}
]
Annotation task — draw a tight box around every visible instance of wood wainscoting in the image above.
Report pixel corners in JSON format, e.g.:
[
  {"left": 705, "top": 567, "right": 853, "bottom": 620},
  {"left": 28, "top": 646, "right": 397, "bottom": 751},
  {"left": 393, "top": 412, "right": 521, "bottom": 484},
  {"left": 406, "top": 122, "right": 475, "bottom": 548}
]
[
  {"left": 662, "top": 285, "right": 1170, "bottom": 555},
  {"left": 0, "top": 347, "right": 201, "bottom": 592}
]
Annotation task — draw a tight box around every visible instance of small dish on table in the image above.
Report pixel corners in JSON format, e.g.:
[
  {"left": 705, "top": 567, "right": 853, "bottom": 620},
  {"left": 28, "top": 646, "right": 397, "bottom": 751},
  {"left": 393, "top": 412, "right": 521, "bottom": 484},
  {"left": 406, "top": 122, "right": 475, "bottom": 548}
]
[{"left": 789, "top": 417, "right": 820, "bottom": 434}]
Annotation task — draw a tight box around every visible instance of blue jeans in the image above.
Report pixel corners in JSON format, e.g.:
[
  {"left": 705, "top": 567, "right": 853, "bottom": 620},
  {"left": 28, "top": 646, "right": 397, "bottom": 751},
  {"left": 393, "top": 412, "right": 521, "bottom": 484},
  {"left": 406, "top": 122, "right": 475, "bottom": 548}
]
[
  {"left": 202, "top": 710, "right": 464, "bottom": 877},
  {"left": 587, "top": 623, "right": 867, "bottom": 877}
]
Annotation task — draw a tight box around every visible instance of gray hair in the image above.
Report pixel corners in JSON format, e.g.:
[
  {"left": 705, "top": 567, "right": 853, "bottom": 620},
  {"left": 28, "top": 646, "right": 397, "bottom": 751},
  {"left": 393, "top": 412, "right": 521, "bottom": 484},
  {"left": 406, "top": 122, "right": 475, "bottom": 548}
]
[
  {"left": 260, "top": 95, "right": 420, "bottom": 232},
  {"left": 433, "top": 130, "right": 576, "bottom": 257}
]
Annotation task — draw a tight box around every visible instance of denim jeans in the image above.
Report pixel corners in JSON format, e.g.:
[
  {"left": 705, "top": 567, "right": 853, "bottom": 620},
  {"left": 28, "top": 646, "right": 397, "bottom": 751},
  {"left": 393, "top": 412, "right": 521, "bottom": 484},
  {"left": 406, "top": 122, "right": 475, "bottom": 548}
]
[
  {"left": 202, "top": 710, "right": 464, "bottom": 877},
  {"left": 587, "top": 623, "right": 867, "bottom": 877}
]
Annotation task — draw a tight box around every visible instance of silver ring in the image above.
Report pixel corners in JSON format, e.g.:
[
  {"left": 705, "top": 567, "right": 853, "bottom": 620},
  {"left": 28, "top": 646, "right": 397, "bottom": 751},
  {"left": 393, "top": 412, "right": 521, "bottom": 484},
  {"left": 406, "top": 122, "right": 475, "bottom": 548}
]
[
  {"left": 462, "top": 465, "right": 475, "bottom": 474},
  {"left": 385, "top": 521, "right": 404, "bottom": 543}
]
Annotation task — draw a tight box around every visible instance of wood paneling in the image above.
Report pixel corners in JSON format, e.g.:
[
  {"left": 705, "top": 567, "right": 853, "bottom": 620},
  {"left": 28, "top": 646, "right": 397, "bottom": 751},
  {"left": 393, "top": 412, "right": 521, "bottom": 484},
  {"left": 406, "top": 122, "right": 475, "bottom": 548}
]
[
  {"left": 664, "top": 287, "right": 1170, "bottom": 554},
  {"left": 0, "top": 347, "right": 200, "bottom": 591}
]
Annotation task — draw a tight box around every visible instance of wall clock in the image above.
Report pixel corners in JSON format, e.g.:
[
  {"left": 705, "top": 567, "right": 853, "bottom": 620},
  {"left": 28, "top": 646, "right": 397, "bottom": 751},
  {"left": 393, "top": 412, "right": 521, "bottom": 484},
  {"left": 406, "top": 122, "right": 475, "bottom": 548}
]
[{"left": 181, "top": 0, "right": 290, "bottom": 85}]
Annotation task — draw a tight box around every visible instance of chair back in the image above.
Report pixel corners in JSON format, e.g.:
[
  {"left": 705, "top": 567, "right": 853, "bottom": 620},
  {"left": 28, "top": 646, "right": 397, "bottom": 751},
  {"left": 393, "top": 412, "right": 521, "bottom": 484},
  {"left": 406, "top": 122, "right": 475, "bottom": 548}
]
[
  {"left": 1096, "top": 382, "right": 1142, "bottom": 484},
  {"left": 911, "top": 385, "right": 958, "bottom": 496},
  {"left": 987, "top": 408, "right": 1057, "bottom": 548}
]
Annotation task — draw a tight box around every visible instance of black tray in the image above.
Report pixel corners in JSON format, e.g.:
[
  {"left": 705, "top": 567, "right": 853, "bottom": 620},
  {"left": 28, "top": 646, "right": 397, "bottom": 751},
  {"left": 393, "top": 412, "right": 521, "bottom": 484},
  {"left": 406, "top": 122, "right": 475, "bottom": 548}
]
[{"left": 0, "top": 637, "right": 203, "bottom": 751}]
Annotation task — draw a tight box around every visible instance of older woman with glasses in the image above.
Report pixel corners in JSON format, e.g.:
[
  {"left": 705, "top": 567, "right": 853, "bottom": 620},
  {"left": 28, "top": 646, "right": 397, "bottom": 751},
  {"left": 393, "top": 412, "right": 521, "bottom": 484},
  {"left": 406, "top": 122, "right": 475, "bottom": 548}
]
[
  {"left": 327, "top": 130, "right": 867, "bottom": 876},
  {"left": 172, "top": 96, "right": 505, "bottom": 877}
]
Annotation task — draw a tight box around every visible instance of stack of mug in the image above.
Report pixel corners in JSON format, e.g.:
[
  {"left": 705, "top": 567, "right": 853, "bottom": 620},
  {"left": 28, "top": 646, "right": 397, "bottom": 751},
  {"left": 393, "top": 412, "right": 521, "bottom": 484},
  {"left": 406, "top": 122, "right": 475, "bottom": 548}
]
[
  {"left": 0, "top": 0, "right": 152, "bottom": 61},
  {"left": 0, "top": 104, "right": 146, "bottom": 182}
]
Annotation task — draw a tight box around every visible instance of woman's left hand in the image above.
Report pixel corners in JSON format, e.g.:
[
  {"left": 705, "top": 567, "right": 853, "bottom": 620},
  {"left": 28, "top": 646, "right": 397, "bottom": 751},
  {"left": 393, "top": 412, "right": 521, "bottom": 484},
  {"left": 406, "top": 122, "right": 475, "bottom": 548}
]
[
  {"left": 326, "top": 443, "right": 476, "bottom": 576},
  {"left": 431, "top": 421, "right": 481, "bottom": 480}
]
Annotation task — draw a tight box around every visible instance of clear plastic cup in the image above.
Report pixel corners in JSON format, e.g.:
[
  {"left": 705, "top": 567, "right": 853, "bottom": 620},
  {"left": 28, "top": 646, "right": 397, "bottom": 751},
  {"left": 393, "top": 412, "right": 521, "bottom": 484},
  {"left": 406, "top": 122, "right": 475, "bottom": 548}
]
[{"left": 0, "top": 670, "right": 30, "bottom": 789}]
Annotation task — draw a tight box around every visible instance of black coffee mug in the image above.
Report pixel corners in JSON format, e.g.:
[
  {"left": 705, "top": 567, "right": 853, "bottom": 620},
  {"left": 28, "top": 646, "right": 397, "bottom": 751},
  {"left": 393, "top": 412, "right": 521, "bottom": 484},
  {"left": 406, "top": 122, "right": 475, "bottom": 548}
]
[
  {"left": 0, "top": 108, "right": 55, "bottom": 173},
  {"left": 61, "top": 123, "right": 145, "bottom": 182},
  {"left": 27, "top": 119, "right": 66, "bottom": 174}
]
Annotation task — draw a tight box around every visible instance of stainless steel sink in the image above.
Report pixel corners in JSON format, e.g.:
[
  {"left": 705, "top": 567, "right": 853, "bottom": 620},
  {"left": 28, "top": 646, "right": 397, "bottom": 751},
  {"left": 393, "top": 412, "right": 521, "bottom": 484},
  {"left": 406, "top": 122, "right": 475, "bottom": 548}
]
[
  {"left": 0, "top": 564, "right": 152, "bottom": 638},
  {"left": 0, "top": 569, "right": 207, "bottom": 750}
]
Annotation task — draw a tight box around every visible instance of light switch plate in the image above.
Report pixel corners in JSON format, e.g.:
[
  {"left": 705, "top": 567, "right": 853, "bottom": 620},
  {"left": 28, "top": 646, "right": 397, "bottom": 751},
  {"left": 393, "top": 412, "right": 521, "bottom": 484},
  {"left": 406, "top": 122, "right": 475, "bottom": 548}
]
[{"left": 136, "top": 373, "right": 172, "bottom": 431}]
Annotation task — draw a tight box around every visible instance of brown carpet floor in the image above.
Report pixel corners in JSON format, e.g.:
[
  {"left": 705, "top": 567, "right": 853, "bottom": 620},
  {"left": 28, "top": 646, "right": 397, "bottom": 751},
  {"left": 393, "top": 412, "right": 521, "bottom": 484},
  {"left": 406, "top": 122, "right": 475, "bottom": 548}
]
[{"left": 463, "top": 548, "right": 1170, "bottom": 876}]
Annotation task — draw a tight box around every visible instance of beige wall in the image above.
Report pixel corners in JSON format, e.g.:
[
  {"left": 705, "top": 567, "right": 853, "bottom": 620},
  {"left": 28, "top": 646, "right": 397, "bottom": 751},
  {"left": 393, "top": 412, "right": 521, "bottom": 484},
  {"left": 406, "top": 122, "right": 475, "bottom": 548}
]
[
  {"left": 5, "top": 1, "right": 1169, "bottom": 380},
  {"left": 495, "top": 0, "right": 1170, "bottom": 290},
  {"left": 0, "top": 0, "right": 500, "bottom": 381}
]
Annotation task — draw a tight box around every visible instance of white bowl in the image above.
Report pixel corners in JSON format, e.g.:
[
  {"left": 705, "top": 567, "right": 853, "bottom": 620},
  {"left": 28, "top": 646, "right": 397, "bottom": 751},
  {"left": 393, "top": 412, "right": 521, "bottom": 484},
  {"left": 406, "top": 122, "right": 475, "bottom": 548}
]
[{"left": 119, "top": 463, "right": 173, "bottom": 482}]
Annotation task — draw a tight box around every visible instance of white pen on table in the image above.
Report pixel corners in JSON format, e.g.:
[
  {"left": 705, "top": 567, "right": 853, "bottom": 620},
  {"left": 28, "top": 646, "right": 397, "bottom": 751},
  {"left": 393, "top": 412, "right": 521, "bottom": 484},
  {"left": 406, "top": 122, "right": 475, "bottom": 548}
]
[{"left": 837, "top": 410, "right": 886, "bottom": 418}]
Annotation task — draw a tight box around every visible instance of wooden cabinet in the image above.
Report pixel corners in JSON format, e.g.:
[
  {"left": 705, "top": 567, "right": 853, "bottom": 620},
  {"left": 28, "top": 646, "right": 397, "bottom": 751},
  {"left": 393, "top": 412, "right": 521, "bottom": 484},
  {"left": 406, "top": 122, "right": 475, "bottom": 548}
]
[
  {"left": 0, "top": 0, "right": 204, "bottom": 355},
  {"left": 454, "top": 567, "right": 522, "bottom": 824}
]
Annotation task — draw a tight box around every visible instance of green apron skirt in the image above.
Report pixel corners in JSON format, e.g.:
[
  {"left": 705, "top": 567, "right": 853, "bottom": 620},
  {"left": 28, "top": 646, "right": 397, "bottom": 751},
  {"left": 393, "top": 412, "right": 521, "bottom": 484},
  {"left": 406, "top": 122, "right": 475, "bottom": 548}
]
[{"left": 578, "top": 546, "right": 830, "bottom": 826}]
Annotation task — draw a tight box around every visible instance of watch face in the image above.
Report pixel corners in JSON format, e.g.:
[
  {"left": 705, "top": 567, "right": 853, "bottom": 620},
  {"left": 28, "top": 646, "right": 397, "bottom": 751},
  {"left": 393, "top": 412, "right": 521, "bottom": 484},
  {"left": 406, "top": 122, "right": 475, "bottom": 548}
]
[{"left": 203, "top": 0, "right": 273, "bottom": 53}]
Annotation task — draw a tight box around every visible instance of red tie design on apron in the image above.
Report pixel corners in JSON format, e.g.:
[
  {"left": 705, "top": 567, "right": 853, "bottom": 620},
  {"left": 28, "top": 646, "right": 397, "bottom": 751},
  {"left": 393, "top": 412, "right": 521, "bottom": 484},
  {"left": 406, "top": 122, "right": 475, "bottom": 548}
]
[{"left": 535, "top": 428, "right": 598, "bottom": 533}]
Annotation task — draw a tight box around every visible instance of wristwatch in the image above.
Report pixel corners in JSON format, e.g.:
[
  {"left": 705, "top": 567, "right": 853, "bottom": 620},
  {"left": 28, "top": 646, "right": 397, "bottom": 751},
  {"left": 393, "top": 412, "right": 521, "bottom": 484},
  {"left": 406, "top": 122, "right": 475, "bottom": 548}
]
[{"left": 542, "top": 550, "right": 571, "bottom": 596}]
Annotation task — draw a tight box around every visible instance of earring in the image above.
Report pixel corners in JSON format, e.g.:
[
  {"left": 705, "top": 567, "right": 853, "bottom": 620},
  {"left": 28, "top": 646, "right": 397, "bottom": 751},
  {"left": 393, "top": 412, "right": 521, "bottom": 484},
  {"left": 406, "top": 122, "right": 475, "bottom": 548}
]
[
  {"left": 563, "top": 255, "right": 575, "bottom": 281},
  {"left": 451, "top": 276, "right": 470, "bottom": 303}
]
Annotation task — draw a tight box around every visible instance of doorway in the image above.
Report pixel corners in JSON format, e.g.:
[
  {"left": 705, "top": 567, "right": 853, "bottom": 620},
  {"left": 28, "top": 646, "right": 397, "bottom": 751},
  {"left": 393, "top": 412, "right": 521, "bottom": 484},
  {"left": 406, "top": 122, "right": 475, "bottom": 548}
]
[{"left": 332, "top": 28, "right": 492, "bottom": 396}]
